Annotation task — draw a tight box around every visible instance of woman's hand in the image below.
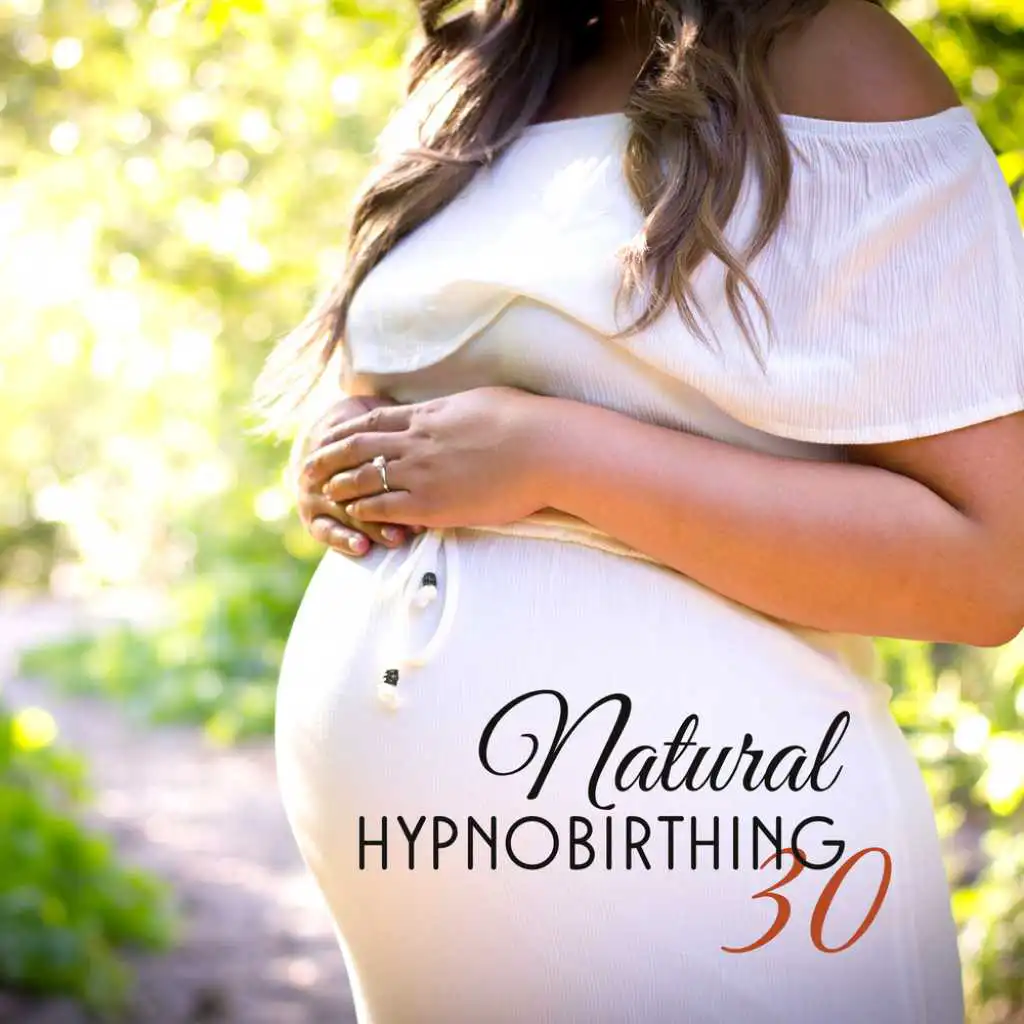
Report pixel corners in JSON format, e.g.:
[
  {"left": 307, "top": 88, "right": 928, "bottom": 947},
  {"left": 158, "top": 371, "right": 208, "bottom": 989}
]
[
  {"left": 300, "top": 386, "right": 551, "bottom": 529},
  {"left": 297, "top": 394, "right": 418, "bottom": 556}
]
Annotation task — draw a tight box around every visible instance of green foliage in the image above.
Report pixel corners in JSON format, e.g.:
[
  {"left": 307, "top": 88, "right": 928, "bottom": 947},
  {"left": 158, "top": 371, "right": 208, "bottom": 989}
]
[
  {"left": 0, "top": 704, "right": 176, "bottom": 1015},
  {"left": 21, "top": 514, "right": 317, "bottom": 743},
  {"left": 879, "top": 637, "right": 1024, "bottom": 1019},
  {"left": 2, "top": 0, "right": 1024, "bottom": 1019}
]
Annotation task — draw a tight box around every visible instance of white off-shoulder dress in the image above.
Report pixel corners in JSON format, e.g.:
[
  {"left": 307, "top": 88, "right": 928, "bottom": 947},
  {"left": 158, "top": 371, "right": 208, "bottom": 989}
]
[{"left": 275, "top": 106, "right": 1024, "bottom": 1024}]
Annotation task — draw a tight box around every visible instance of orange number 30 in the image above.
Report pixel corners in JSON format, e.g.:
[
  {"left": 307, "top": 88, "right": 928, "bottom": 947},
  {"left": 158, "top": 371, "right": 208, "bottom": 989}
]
[{"left": 721, "top": 846, "right": 893, "bottom": 955}]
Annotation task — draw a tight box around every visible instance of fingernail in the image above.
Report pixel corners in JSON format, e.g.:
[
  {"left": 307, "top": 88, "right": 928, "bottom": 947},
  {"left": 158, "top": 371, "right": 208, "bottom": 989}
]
[
  {"left": 345, "top": 504, "right": 358, "bottom": 517},
  {"left": 347, "top": 535, "right": 369, "bottom": 554},
  {"left": 381, "top": 526, "right": 402, "bottom": 543}
]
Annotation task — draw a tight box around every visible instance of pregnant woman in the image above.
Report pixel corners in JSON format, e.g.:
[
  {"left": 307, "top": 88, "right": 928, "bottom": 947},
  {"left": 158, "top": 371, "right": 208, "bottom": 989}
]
[{"left": 265, "top": 1, "right": 1024, "bottom": 1021}]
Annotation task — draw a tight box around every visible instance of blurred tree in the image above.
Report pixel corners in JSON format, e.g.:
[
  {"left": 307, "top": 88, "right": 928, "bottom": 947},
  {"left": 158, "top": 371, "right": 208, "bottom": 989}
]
[{"left": 3, "top": 0, "right": 1023, "bottom": 1018}]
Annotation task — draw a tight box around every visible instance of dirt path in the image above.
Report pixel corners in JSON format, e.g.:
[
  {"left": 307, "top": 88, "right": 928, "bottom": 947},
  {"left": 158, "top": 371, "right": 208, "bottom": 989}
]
[{"left": 0, "top": 596, "right": 356, "bottom": 1024}]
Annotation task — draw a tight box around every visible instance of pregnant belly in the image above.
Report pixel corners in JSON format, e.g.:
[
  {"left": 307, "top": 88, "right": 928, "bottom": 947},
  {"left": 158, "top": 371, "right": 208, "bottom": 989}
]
[{"left": 273, "top": 529, "right": 959, "bottom": 1023}]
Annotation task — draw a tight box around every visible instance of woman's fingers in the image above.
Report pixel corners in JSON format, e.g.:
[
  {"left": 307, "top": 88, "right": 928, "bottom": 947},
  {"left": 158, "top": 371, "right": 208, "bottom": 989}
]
[
  {"left": 317, "top": 402, "right": 411, "bottom": 449},
  {"left": 355, "top": 519, "right": 409, "bottom": 550},
  {"left": 296, "top": 396, "right": 416, "bottom": 555},
  {"left": 301, "top": 432, "right": 407, "bottom": 491},
  {"left": 344, "top": 489, "right": 423, "bottom": 526},
  {"left": 309, "top": 515, "right": 371, "bottom": 556},
  {"left": 321, "top": 471, "right": 360, "bottom": 502},
  {"left": 322, "top": 457, "right": 409, "bottom": 503},
  {"left": 302, "top": 495, "right": 410, "bottom": 554},
  {"left": 312, "top": 394, "right": 399, "bottom": 442}
]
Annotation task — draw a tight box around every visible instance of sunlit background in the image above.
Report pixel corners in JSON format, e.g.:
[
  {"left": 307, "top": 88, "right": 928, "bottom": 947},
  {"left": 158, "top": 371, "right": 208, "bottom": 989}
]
[{"left": 1, "top": 0, "right": 1022, "bottom": 1020}]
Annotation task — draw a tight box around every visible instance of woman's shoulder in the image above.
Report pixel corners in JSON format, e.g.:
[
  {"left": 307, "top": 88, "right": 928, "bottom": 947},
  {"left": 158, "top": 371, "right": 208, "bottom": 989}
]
[
  {"left": 768, "top": 0, "right": 961, "bottom": 125},
  {"left": 758, "top": 1, "right": 984, "bottom": 200},
  {"left": 721, "top": 3, "right": 1023, "bottom": 446}
]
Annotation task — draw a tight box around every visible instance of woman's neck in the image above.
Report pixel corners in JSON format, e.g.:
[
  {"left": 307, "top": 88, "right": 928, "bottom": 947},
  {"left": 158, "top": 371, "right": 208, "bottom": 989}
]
[
  {"left": 535, "top": 1, "right": 654, "bottom": 124},
  {"left": 598, "top": 0, "right": 655, "bottom": 58}
]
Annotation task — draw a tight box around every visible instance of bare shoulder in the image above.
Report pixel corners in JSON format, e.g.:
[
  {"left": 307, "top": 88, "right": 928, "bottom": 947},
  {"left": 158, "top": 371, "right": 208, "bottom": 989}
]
[{"left": 768, "top": 0, "right": 961, "bottom": 122}]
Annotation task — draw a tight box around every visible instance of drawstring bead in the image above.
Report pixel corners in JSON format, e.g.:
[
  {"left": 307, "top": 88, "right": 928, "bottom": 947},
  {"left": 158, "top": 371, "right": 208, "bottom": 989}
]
[
  {"left": 377, "top": 667, "right": 401, "bottom": 709},
  {"left": 412, "top": 571, "right": 438, "bottom": 609}
]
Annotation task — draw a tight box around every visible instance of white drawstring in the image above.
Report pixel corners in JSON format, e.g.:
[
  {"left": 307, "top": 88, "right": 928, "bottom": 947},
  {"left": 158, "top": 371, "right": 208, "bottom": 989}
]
[
  {"left": 370, "top": 528, "right": 461, "bottom": 709},
  {"left": 365, "top": 514, "right": 880, "bottom": 710}
]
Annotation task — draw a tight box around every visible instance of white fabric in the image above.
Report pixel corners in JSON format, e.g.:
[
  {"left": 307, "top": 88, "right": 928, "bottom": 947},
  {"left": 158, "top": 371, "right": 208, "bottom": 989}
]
[
  {"left": 273, "top": 106, "right": 1024, "bottom": 1023},
  {"left": 277, "top": 535, "right": 963, "bottom": 1024},
  {"left": 347, "top": 106, "right": 1024, "bottom": 443}
]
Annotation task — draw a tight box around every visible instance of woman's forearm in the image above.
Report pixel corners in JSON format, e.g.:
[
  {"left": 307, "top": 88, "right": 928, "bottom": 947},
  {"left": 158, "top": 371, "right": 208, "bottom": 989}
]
[{"left": 529, "top": 396, "right": 1021, "bottom": 646}]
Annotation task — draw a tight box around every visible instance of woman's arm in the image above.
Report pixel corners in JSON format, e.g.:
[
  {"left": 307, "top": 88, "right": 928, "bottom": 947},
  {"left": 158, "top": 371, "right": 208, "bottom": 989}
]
[
  {"left": 529, "top": 396, "right": 1024, "bottom": 647},
  {"left": 534, "top": 3, "right": 1023, "bottom": 644},
  {"left": 523, "top": 3, "right": 1022, "bottom": 646},
  {"left": 309, "top": 385, "right": 1023, "bottom": 646}
]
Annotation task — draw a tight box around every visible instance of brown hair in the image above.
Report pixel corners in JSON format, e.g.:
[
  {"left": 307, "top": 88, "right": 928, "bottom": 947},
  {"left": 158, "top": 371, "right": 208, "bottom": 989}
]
[{"left": 255, "top": 0, "right": 875, "bottom": 429}]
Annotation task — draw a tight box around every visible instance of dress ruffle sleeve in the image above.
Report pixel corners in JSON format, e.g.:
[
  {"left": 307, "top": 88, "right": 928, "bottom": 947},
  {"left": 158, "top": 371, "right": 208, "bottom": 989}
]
[
  {"left": 691, "top": 106, "right": 1024, "bottom": 444},
  {"left": 345, "top": 106, "right": 1024, "bottom": 447}
]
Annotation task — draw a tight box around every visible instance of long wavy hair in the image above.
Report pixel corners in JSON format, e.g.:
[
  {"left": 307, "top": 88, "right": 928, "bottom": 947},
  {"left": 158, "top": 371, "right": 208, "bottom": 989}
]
[{"left": 255, "top": 0, "right": 879, "bottom": 430}]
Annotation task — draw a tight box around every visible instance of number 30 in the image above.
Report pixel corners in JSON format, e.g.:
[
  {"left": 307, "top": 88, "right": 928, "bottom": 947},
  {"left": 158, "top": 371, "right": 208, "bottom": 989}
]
[{"left": 722, "top": 846, "right": 893, "bottom": 954}]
